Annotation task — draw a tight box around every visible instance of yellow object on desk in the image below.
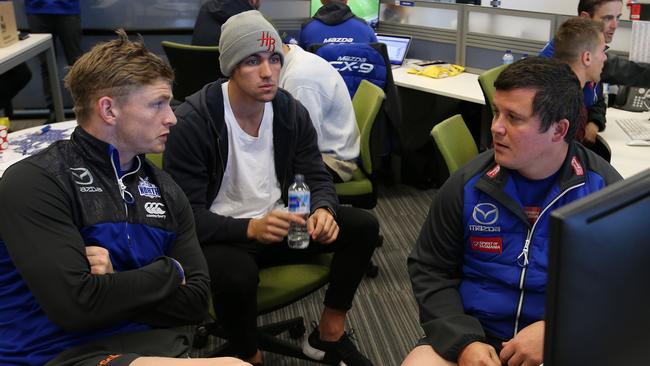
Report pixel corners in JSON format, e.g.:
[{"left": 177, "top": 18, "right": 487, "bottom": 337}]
[
  {"left": 0, "top": 117, "right": 10, "bottom": 130},
  {"left": 407, "top": 64, "right": 465, "bottom": 79}
]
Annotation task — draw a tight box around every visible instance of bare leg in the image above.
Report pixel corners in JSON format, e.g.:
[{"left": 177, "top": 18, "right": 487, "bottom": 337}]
[
  {"left": 318, "top": 306, "right": 346, "bottom": 341},
  {"left": 401, "top": 345, "right": 457, "bottom": 366},
  {"left": 131, "top": 356, "right": 251, "bottom": 366}
]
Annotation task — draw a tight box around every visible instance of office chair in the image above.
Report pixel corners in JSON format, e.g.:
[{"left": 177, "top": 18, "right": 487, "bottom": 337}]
[
  {"left": 430, "top": 114, "right": 478, "bottom": 176},
  {"left": 161, "top": 41, "right": 223, "bottom": 102},
  {"left": 478, "top": 64, "right": 508, "bottom": 115},
  {"left": 335, "top": 79, "right": 385, "bottom": 209}
]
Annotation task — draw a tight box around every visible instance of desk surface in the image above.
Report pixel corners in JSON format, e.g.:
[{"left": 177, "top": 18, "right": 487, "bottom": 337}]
[
  {"left": 0, "top": 121, "right": 77, "bottom": 177},
  {"left": 0, "top": 33, "right": 52, "bottom": 73},
  {"left": 601, "top": 108, "right": 650, "bottom": 179},
  {"left": 392, "top": 66, "right": 485, "bottom": 105}
]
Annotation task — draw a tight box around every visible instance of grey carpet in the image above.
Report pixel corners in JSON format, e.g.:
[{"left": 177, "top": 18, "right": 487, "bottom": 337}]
[{"left": 193, "top": 184, "right": 437, "bottom": 365}]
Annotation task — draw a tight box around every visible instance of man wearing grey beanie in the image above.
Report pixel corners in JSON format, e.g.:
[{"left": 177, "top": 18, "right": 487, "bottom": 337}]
[{"left": 165, "top": 10, "right": 379, "bottom": 366}]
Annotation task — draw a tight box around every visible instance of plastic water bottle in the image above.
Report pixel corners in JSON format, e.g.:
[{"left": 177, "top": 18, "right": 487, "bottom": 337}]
[
  {"left": 287, "top": 174, "right": 310, "bottom": 249},
  {"left": 502, "top": 49, "right": 514, "bottom": 65}
]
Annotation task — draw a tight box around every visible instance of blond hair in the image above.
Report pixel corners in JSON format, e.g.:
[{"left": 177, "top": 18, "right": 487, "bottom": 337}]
[{"left": 64, "top": 29, "right": 174, "bottom": 123}]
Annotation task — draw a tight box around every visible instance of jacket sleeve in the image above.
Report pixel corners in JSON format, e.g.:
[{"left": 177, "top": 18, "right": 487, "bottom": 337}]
[
  {"left": 601, "top": 53, "right": 650, "bottom": 86},
  {"left": 587, "top": 85, "right": 607, "bottom": 131},
  {"left": 0, "top": 163, "right": 187, "bottom": 332},
  {"left": 407, "top": 170, "right": 485, "bottom": 361},
  {"left": 164, "top": 112, "right": 251, "bottom": 245},
  {"left": 291, "top": 99, "right": 339, "bottom": 216},
  {"left": 133, "top": 185, "right": 210, "bottom": 327}
]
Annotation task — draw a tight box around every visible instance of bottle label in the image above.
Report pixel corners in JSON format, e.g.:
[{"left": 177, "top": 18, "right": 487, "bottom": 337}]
[{"left": 288, "top": 192, "right": 310, "bottom": 214}]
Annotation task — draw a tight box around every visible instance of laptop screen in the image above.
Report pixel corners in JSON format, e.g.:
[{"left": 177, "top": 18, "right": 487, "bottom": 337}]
[{"left": 376, "top": 34, "right": 412, "bottom": 65}]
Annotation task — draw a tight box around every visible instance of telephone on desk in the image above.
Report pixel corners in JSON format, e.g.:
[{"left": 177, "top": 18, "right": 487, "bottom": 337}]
[{"left": 613, "top": 86, "right": 650, "bottom": 112}]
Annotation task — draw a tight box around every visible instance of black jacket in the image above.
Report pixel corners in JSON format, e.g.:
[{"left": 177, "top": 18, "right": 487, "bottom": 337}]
[
  {"left": 191, "top": 0, "right": 255, "bottom": 46},
  {"left": 0, "top": 127, "right": 210, "bottom": 364},
  {"left": 164, "top": 80, "right": 339, "bottom": 246}
]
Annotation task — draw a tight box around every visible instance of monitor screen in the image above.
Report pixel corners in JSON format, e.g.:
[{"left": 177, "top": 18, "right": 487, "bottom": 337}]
[
  {"left": 376, "top": 34, "right": 412, "bottom": 65},
  {"left": 310, "top": 0, "right": 379, "bottom": 26},
  {"left": 545, "top": 168, "right": 650, "bottom": 366}
]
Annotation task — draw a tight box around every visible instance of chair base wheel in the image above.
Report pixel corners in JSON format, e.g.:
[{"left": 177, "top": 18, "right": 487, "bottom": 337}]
[{"left": 288, "top": 322, "right": 306, "bottom": 339}]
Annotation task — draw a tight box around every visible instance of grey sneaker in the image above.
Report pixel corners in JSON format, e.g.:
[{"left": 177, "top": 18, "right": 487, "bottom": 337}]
[{"left": 302, "top": 325, "right": 374, "bottom": 366}]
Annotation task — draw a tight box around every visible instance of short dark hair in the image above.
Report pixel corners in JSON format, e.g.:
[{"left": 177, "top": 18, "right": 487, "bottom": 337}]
[
  {"left": 554, "top": 17, "right": 604, "bottom": 64},
  {"left": 494, "top": 57, "right": 582, "bottom": 142},
  {"left": 577, "top": 0, "right": 622, "bottom": 16}
]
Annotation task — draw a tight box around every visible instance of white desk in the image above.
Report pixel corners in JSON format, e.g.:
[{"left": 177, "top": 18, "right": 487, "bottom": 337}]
[
  {"left": 392, "top": 66, "right": 485, "bottom": 105},
  {"left": 0, "top": 34, "right": 65, "bottom": 122},
  {"left": 601, "top": 108, "right": 650, "bottom": 179},
  {"left": 0, "top": 120, "right": 77, "bottom": 177}
]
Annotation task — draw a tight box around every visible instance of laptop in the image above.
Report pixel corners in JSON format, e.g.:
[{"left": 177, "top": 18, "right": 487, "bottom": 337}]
[{"left": 376, "top": 33, "right": 412, "bottom": 68}]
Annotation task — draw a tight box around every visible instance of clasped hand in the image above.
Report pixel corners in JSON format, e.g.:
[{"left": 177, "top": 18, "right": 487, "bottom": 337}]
[{"left": 247, "top": 208, "right": 339, "bottom": 244}]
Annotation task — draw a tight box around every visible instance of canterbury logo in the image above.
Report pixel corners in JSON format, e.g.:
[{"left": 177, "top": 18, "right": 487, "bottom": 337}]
[
  {"left": 258, "top": 31, "right": 276, "bottom": 52},
  {"left": 70, "top": 167, "right": 93, "bottom": 185},
  {"left": 144, "top": 202, "right": 166, "bottom": 215},
  {"left": 472, "top": 203, "right": 499, "bottom": 225}
]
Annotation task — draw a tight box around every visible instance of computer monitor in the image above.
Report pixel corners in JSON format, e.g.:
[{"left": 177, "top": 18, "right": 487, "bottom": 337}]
[
  {"left": 376, "top": 34, "right": 412, "bottom": 66},
  {"left": 310, "top": 0, "right": 379, "bottom": 26},
  {"left": 545, "top": 168, "right": 650, "bottom": 366}
]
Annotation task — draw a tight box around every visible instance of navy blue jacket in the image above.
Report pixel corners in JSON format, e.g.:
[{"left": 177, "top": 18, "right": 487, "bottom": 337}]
[
  {"left": 0, "top": 128, "right": 209, "bottom": 365},
  {"left": 408, "top": 143, "right": 621, "bottom": 361},
  {"left": 164, "top": 80, "right": 338, "bottom": 246},
  {"left": 300, "top": 2, "right": 377, "bottom": 50}
]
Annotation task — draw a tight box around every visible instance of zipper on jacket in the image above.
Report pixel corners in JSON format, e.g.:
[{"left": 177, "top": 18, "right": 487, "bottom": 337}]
[
  {"left": 512, "top": 181, "right": 585, "bottom": 336},
  {"left": 110, "top": 155, "right": 141, "bottom": 244}
]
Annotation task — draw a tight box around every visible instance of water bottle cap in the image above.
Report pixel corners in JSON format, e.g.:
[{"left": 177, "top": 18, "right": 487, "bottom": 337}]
[
  {"left": 506, "top": 49, "right": 512, "bottom": 53},
  {"left": 294, "top": 174, "right": 305, "bottom": 183}
]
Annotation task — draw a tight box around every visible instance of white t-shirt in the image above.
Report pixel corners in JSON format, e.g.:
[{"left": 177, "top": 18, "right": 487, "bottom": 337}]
[{"left": 209, "top": 82, "right": 283, "bottom": 219}]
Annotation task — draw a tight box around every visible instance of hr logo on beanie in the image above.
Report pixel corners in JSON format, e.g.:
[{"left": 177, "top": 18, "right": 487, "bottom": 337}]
[{"left": 258, "top": 31, "right": 276, "bottom": 53}]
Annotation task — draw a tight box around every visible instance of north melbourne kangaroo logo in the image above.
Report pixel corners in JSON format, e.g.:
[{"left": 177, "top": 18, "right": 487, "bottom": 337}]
[
  {"left": 258, "top": 31, "right": 276, "bottom": 52},
  {"left": 472, "top": 203, "right": 499, "bottom": 225}
]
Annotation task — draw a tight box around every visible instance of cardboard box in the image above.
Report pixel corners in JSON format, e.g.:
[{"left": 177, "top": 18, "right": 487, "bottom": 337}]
[{"left": 0, "top": 1, "right": 18, "bottom": 48}]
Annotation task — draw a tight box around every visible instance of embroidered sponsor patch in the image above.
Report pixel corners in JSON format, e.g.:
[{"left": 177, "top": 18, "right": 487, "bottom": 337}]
[
  {"left": 571, "top": 156, "right": 584, "bottom": 176},
  {"left": 137, "top": 177, "right": 161, "bottom": 198},
  {"left": 487, "top": 164, "right": 501, "bottom": 178},
  {"left": 98, "top": 354, "right": 122, "bottom": 365},
  {"left": 144, "top": 202, "right": 166, "bottom": 219},
  {"left": 470, "top": 236, "right": 503, "bottom": 254},
  {"left": 258, "top": 31, "right": 276, "bottom": 52}
]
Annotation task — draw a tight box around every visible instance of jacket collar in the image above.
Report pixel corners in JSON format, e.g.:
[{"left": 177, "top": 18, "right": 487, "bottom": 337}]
[{"left": 70, "top": 126, "right": 141, "bottom": 178}]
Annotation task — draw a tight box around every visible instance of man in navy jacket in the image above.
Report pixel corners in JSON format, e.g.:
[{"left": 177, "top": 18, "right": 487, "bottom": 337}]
[{"left": 403, "top": 57, "right": 621, "bottom": 366}]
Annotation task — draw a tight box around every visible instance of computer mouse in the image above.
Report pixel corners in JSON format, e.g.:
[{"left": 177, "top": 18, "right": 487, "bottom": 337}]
[{"left": 626, "top": 140, "right": 650, "bottom": 146}]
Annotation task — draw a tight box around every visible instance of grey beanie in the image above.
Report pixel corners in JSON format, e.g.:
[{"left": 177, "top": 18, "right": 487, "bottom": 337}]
[{"left": 219, "top": 10, "right": 284, "bottom": 77}]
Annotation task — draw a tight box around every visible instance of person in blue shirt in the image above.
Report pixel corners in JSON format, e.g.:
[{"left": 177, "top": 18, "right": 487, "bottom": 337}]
[{"left": 300, "top": 0, "right": 377, "bottom": 50}]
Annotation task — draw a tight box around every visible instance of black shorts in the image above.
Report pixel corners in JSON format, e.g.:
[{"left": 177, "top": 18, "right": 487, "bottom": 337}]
[{"left": 45, "top": 328, "right": 193, "bottom": 366}]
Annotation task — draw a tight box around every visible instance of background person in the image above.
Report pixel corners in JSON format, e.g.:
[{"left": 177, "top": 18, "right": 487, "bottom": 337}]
[
  {"left": 279, "top": 42, "right": 360, "bottom": 182},
  {"left": 300, "top": 0, "right": 377, "bottom": 50}
]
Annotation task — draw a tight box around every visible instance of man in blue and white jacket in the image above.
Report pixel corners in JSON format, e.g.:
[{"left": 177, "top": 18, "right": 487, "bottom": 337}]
[{"left": 403, "top": 57, "right": 621, "bottom": 366}]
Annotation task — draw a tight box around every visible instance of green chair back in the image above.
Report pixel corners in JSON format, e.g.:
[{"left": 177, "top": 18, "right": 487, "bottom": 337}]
[
  {"left": 352, "top": 79, "right": 386, "bottom": 175},
  {"left": 161, "top": 41, "right": 222, "bottom": 102},
  {"left": 145, "top": 153, "right": 163, "bottom": 169},
  {"left": 431, "top": 114, "right": 478, "bottom": 175},
  {"left": 334, "top": 80, "right": 385, "bottom": 208},
  {"left": 478, "top": 64, "right": 508, "bottom": 116}
]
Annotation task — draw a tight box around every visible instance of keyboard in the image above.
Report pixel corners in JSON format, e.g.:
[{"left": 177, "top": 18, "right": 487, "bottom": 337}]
[{"left": 616, "top": 118, "right": 650, "bottom": 141}]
